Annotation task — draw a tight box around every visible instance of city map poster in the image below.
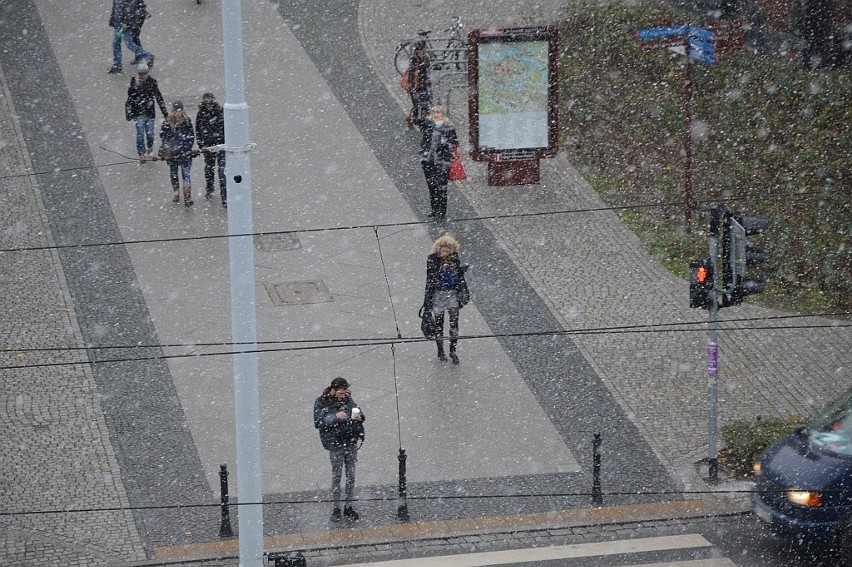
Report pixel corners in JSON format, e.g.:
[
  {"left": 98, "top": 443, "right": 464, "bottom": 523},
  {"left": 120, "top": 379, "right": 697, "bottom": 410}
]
[{"left": 477, "top": 40, "right": 550, "bottom": 150}]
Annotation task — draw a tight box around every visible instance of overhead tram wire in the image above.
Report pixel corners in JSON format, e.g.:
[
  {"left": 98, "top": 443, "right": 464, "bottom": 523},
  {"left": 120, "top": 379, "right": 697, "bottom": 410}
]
[
  {"left": 5, "top": 310, "right": 850, "bottom": 354},
  {"left": 3, "top": 314, "right": 850, "bottom": 372},
  {"left": 0, "top": 187, "right": 842, "bottom": 255},
  {"left": 0, "top": 485, "right": 834, "bottom": 518}
]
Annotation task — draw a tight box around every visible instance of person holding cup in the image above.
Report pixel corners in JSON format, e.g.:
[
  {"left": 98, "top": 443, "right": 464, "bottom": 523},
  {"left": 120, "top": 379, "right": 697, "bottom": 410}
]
[{"left": 313, "top": 377, "right": 365, "bottom": 523}]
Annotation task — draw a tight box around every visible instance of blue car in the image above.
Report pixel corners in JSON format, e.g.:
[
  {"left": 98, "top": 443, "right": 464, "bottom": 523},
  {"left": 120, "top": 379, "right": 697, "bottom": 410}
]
[{"left": 752, "top": 387, "right": 852, "bottom": 555}]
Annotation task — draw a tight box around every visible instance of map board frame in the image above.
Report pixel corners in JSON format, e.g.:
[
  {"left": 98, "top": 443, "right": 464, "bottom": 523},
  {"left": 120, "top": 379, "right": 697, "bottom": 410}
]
[{"left": 467, "top": 25, "right": 559, "bottom": 163}]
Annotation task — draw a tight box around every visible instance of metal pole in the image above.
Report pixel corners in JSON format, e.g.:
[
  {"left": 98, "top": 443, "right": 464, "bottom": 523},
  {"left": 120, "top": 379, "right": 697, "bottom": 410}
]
[
  {"left": 221, "top": 1, "right": 263, "bottom": 563},
  {"left": 683, "top": 52, "right": 693, "bottom": 232},
  {"left": 707, "top": 206, "right": 721, "bottom": 482},
  {"left": 219, "top": 464, "right": 234, "bottom": 538}
]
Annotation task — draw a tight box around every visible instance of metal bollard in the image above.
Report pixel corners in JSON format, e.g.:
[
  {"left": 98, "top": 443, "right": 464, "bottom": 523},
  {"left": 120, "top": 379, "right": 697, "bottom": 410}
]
[
  {"left": 218, "top": 464, "right": 234, "bottom": 537},
  {"left": 591, "top": 433, "right": 603, "bottom": 506},
  {"left": 397, "top": 448, "right": 410, "bottom": 521}
]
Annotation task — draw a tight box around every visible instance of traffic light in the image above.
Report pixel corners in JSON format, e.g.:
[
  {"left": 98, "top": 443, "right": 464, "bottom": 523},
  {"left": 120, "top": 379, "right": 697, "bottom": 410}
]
[
  {"left": 722, "top": 213, "right": 770, "bottom": 305},
  {"left": 690, "top": 258, "right": 714, "bottom": 309}
]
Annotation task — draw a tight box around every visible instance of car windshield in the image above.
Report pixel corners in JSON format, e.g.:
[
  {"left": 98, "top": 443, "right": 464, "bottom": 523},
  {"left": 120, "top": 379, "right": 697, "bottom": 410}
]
[{"left": 807, "top": 388, "right": 852, "bottom": 457}]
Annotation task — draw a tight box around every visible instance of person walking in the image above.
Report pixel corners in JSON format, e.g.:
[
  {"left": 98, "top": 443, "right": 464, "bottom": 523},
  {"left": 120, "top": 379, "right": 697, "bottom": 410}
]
[
  {"left": 413, "top": 105, "right": 458, "bottom": 219},
  {"left": 127, "top": 0, "right": 150, "bottom": 64},
  {"left": 404, "top": 41, "right": 431, "bottom": 129},
  {"left": 313, "top": 377, "right": 365, "bottom": 523},
  {"left": 109, "top": 0, "right": 154, "bottom": 74},
  {"left": 423, "top": 235, "right": 470, "bottom": 364},
  {"left": 159, "top": 101, "right": 196, "bottom": 206},
  {"left": 195, "top": 93, "right": 227, "bottom": 207},
  {"left": 125, "top": 62, "right": 168, "bottom": 162}
]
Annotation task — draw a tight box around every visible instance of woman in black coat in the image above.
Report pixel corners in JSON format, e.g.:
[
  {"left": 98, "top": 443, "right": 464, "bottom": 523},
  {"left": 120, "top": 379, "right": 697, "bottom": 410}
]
[
  {"left": 413, "top": 105, "right": 458, "bottom": 219},
  {"left": 423, "top": 235, "right": 470, "bottom": 364},
  {"left": 159, "top": 100, "right": 196, "bottom": 206}
]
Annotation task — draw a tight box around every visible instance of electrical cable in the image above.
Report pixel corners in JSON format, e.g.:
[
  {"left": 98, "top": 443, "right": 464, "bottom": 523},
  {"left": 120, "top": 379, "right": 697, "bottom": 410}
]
[
  {"left": 0, "top": 187, "right": 842, "bottom": 255},
  {"left": 2, "top": 315, "right": 849, "bottom": 372},
  {"left": 4, "top": 311, "right": 849, "bottom": 354},
  {"left": 0, "top": 486, "right": 840, "bottom": 518},
  {"left": 373, "top": 225, "right": 405, "bottom": 450}
]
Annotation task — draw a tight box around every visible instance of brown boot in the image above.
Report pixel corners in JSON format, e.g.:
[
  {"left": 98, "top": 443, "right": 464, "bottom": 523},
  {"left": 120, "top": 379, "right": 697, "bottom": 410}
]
[{"left": 183, "top": 183, "right": 193, "bottom": 207}]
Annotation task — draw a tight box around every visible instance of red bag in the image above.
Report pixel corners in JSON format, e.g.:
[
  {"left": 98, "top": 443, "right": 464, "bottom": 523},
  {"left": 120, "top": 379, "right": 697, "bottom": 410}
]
[
  {"left": 399, "top": 69, "right": 411, "bottom": 93},
  {"left": 448, "top": 146, "right": 466, "bottom": 182}
]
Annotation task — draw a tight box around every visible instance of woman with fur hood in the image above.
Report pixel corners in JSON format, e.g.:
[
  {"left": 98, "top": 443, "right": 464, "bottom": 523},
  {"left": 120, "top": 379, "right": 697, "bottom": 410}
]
[{"left": 423, "top": 235, "right": 470, "bottom": 364}]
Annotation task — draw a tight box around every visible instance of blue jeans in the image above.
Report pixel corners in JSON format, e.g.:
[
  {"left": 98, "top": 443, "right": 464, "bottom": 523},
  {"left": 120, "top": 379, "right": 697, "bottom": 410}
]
[
  {"left": 169, "top": 158, "right": 192, "bottom": 186},
  {"left": 134, "top": 117, "right": 154, "bottom": 155},
  {"left": 112, "top": 29, "right": 150, "bottom": 69}
]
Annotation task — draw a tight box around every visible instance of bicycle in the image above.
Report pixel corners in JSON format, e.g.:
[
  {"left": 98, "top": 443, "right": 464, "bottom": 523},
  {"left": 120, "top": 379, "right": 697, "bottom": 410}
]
[{"left": 394, "top": 16, "right": 466, "bottom": 75}]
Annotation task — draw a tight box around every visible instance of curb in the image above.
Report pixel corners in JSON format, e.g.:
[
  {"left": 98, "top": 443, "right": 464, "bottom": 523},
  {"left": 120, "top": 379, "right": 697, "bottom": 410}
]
[{"left": 141, "top": 498, "right": 750, "bottom": 565}]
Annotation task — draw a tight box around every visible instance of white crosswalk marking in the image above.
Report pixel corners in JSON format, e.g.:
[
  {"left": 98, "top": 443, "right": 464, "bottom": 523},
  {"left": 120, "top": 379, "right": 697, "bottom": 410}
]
[{"left": 338, "top": 534, "right": 737, "bottom": 566}]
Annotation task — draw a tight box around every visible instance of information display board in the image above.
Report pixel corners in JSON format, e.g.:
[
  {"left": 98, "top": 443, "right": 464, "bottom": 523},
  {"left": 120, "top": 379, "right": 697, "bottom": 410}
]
[{"left": 468, "top": 26, "right": 558, "bottom": 162}]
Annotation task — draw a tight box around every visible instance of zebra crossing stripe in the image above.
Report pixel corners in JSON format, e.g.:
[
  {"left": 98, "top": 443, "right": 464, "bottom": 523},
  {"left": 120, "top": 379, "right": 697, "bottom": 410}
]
[{"left": 340, "top": 533, "right": 723, "bottom": 566}]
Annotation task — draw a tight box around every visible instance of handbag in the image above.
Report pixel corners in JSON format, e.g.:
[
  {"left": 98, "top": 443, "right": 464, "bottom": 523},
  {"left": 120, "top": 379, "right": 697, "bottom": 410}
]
[
  {"left": 448, "top": 146, "right": 466, "bottom": 182},
  {"left": 418, "top": 306, "right": 438, "bottom": 340},
  {"left": 124, "top": 99, "right": 134, "bottom": 121},
  {"left": 157, "top": 145, "right": 171, "bottom": 161}
]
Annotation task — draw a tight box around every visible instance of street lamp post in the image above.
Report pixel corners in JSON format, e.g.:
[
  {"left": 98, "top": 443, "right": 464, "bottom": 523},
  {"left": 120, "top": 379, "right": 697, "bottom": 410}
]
[{"left": 221, "top": 0, "right": 263, "bottom": 564}]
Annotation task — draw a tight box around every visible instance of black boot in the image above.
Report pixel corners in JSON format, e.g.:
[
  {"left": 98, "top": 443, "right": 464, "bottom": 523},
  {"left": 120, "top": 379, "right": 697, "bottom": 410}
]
[
  {"left": 436, "top": 341, "right": 447, "bottom": 361},
  {"left": 449, "top": 341, "right": 459, "bottom": 365}
]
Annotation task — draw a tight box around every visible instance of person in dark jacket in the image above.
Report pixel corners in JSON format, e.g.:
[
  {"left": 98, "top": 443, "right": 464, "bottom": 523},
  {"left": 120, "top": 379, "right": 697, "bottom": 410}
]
[
  {"left": 126, "top": 62, "right": 167, "bottom": 162},
  {"left": 413, "top": 105, "right": 458, "bottom": 219},
  {"left": 195, "top": 93, "right": 227, "bottom": 207},
  {"left": 404, "top": 41, "right": 431, "bottom": 129},
  {"left": 127, "top": 0, "right": 150, "bottom": 64},
  {"left": 109, "top": 0, "right": 153, "bottom": 74},
  {"left": 313, "top": 377, "right": 365, "bottom": 523},
  {"left": 423, "top": 235, "right": 470, "bottom": 364},
  {"left": 160, "top": 101, "right": 196, "bottom": 206}
]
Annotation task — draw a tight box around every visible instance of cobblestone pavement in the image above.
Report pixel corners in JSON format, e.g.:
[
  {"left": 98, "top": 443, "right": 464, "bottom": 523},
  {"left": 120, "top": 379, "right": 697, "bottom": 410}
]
[
  {"left": 0, "top": 0, "right": 850, "bottom": 565},
  {"left": 0, "top": 63, "right": 147, "bottom": 564},
  {"left": 358, "top": 0, "right": 852, "bottom": 486}
]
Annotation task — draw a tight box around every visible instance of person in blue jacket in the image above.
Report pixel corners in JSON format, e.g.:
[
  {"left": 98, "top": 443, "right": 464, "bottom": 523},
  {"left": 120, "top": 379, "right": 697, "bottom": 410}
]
[{"left": 313, "top": 377, "right": 365, "bottom": 523}]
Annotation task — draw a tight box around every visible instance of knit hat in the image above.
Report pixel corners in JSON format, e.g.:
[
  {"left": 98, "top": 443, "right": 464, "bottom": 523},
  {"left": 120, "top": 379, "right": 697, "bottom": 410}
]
[
  {"left": 136, "top": 62, "right": 149, "bottom": 74},
  {"left": 172, "top": 100, "right": 184, "bottom": 111},
  {"left": 201, "top": 92, "right": 216, "bottom": 102}
]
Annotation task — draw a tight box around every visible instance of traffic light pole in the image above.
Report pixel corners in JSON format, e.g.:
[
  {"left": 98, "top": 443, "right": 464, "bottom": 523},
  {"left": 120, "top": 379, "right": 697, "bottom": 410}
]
[{"left": 707, "top": 206, "right": 722, "bottom": 482}]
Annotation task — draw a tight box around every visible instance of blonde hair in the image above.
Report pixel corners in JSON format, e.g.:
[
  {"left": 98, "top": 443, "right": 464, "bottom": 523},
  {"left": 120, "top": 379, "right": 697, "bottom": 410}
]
[{"left": 430, "top": 234, "right": 460, "bottom": 254}]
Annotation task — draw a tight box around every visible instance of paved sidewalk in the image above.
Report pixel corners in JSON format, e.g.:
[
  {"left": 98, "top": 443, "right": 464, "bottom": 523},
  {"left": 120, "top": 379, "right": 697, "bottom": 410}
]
[
  {"left": 359, "top": 0, "right": 852, "bottom": 484},
  {"left": 0, "top": 0, "right": 849, "bottom": 565}
]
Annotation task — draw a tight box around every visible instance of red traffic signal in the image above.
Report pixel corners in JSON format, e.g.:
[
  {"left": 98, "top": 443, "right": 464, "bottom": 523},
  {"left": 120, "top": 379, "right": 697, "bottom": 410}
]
[{"left": 690, "top": 258, "right": 714, "bottom": 309}]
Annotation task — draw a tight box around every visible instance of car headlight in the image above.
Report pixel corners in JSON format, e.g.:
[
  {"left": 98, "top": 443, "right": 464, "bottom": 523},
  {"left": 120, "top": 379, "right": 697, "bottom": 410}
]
[
  {"left": 786, "top": 490, "right": 823, "bottom": 507},
  {"left": 752, "top": 462, "right": 761, "bottom": 476}
]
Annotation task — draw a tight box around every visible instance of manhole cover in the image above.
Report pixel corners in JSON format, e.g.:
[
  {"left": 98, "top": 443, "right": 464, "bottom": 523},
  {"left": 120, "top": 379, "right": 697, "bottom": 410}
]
[
  {"left": 255, "top": 233, "right": 301, "bottom": 252},
  {"left": 266, "top": 280, "right": 333, "bottom": 305}
]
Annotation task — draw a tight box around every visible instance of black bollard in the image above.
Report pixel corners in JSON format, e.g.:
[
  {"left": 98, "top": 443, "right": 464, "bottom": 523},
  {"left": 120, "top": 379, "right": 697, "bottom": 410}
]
[
  {"left": 591, "top": 433, "right": 603, "bottom": 506},
  {"left": 219, "top": 464, "right": 234, "bottom": 537},
  {"left": 397, "top": 448, "right": 410, "bottom": 521}
]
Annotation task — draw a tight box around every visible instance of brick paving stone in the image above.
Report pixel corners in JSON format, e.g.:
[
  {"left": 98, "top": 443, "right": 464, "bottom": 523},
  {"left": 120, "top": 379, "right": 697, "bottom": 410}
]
[{"left": 0, "top": 63, "right": 146, "bottom": 565}]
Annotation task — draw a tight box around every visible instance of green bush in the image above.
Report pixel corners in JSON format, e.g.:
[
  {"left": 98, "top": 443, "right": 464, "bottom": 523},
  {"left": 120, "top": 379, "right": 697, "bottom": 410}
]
[{"left": 721, "top": 416, "right": 804, "bottom": 477}]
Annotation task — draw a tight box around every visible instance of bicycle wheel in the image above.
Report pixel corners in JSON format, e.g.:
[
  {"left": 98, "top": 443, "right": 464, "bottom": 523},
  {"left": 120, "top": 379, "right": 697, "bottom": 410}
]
[
  {"left": 394, "top": 41, "right": 414, "bottom": 75},
  {"left": 446, "top": 39, "right": 466, "bottom": 72}
]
